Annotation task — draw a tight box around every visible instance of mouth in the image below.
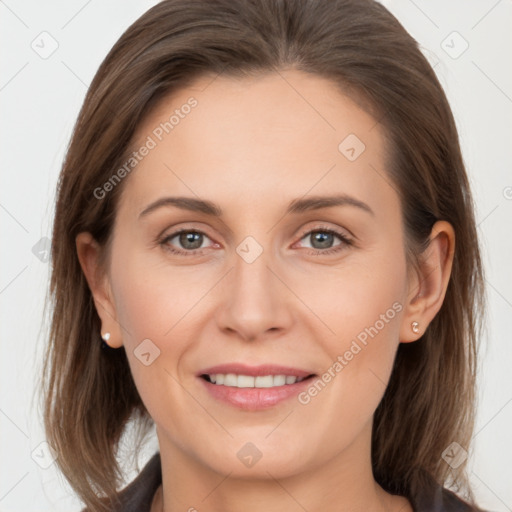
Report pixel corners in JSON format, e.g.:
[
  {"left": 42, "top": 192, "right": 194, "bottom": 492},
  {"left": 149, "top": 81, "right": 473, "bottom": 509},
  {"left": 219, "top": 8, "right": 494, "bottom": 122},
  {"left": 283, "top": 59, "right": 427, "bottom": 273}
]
[
  {"left": 197, "top": 364, "right": 317, "bottom": 410},
  {"left": 200, "top": 373, "right": 312, "bottom": 387}
]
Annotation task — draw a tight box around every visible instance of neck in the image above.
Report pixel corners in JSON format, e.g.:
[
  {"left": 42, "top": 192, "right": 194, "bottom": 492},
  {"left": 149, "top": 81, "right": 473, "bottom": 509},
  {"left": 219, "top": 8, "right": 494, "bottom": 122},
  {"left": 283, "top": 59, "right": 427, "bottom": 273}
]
[{"left": 153, "top": 422, "right": 411, "bottom": 512}]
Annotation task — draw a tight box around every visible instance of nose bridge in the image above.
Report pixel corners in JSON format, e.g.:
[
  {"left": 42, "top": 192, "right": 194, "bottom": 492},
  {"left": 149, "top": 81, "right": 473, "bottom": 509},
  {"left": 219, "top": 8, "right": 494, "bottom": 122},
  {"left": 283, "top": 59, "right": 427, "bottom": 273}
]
[
  {"left": 235, "top": 236, "right": 273, "bottom": 296},
  {"left": 217, "top": 233, "right": 291, "bottom": 339}
]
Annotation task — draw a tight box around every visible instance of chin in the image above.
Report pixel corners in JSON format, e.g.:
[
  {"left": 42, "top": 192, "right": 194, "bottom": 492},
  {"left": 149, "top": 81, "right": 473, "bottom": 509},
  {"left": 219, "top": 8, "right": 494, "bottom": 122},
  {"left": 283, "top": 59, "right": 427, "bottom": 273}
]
[{"left": 196, "top": 438, "right": 316, "bottom": 480}]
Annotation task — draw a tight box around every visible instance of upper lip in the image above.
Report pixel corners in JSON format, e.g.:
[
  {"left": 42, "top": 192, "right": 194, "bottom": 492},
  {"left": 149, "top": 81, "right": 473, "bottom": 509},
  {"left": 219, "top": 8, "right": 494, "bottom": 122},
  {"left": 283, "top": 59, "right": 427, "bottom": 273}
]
[{"left": 198, "top": 363, "right": 315, "bottom": 378}]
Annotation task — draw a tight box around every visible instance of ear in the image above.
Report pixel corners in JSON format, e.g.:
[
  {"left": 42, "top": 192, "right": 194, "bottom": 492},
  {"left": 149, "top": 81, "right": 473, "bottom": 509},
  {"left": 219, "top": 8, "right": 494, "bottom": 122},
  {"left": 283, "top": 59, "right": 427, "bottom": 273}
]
[
  {"left": 399, "top": 220, "right": 455, "bottom": 343},
  {"left": 75, "top": 232, "right": 123, "bottom": 348}
]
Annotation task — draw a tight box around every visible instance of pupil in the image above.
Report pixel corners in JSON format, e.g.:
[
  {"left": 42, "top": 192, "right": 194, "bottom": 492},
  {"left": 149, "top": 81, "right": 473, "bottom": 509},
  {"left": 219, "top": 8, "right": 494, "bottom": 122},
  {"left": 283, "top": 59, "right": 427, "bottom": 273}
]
[
  {"left": 180, "top": 232, "right": 202, "bottom": 249},
  {"left": 312, "top": 232, "right": 333, "bottom": 249}
]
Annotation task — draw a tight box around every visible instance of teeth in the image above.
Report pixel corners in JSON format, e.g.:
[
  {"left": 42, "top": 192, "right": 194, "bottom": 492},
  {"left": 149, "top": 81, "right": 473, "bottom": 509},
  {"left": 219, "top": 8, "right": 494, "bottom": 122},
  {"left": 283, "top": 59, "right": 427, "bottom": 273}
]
[
  {"left": 224, "top": 373, "right": 238, "bottom": 386},
  {"left": 237, "top": 375, "right": 255, "bottom": 388},
  {"left": 272, "top": 375, "right": 286, "bottom": 386},
  {"left": 207, "top": 374, "right": 306, "bottom": 388},
  {"left": 255, "top": 375, "right": 274, "bottom": 388}
]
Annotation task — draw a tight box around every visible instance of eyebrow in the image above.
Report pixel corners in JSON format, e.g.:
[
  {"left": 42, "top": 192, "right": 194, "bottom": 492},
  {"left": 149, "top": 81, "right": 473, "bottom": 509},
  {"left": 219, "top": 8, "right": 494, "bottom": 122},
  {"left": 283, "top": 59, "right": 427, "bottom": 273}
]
[{"left": 138, "top": 193, "right": 374, "bottom": 219}]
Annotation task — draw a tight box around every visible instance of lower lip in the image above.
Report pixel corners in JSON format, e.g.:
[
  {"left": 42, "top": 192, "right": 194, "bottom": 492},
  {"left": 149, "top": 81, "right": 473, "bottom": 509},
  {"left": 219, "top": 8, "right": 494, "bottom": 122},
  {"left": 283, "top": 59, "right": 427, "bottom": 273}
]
[{"left": 199, "top": 377, "right": 314, "bottom": 410}]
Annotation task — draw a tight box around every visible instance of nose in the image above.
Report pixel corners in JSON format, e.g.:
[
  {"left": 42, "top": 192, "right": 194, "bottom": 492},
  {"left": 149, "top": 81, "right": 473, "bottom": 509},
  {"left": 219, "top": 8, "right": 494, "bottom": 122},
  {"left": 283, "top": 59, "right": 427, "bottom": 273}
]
[{"left": 215, "top": 242, "right": 294, "bottom": 342}]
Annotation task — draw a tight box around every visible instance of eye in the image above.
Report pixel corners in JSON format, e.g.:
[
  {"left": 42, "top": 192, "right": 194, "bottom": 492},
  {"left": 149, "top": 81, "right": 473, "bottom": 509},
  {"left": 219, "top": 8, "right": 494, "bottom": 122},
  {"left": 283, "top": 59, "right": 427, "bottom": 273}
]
[
  {"left": 295, "top": 226, "right": 353, "bottom": 255},
  {"left": 159, "top": 229, "right": 215, "bottom": 255},
  {"left": 158, "top": 225, "right": 353, "bottom": 257}
]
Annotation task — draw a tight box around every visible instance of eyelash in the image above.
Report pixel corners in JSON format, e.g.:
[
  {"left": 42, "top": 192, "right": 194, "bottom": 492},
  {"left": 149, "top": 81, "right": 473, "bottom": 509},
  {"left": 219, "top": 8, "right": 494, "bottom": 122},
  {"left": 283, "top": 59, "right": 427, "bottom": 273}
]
[{"left": 158, "top": 225, "right": 353, "bottom": 257}]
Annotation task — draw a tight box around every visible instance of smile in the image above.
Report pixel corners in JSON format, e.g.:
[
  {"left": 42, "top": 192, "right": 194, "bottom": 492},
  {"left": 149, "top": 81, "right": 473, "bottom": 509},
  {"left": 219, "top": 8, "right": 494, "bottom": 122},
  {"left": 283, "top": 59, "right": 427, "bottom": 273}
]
[{"left": 198, "top": 364, "right": 317, "bottom": 410}]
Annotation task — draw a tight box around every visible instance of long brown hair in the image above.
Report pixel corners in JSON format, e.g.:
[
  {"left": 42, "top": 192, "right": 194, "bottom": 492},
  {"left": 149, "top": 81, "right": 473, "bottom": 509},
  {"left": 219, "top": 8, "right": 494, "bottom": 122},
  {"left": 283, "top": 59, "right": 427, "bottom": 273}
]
[{"left": 40, "top": 0, "right": 485, "bottom": 510}]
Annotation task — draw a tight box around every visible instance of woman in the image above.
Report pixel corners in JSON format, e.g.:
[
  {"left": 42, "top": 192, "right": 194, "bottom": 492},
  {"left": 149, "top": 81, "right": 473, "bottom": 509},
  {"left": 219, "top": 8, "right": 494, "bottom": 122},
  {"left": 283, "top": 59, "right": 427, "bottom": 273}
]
[{"left": 41, "top": 0, "right": 487, "bottom": 511}]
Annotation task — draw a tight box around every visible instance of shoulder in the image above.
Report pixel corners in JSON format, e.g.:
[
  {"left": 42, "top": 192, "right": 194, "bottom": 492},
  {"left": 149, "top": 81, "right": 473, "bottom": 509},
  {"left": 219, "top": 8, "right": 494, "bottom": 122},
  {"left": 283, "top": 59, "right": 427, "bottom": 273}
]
[{"left": 81, "top": 452, "right": 162, "bottom": 512}]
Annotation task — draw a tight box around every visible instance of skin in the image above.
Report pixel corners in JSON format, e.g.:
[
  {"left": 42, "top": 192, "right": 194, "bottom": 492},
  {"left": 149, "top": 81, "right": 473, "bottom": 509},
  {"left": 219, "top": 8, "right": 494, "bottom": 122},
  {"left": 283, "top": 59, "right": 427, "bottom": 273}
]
[{"left": 76, "top": 69, "right": 455, "bottom": 512}]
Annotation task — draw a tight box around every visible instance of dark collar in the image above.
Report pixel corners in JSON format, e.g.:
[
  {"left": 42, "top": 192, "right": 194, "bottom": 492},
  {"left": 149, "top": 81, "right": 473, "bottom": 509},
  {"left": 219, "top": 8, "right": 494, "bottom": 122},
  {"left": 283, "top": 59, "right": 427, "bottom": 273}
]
[{"left": 113, "top": 451, "right": 162, "bottom": 511}]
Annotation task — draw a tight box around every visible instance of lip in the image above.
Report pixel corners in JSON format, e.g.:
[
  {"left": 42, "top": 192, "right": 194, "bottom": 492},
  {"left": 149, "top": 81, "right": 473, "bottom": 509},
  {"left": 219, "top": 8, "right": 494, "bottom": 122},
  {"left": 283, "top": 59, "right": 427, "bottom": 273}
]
[{"left": 197, "top": 363, "right": 316, "bottom": 411}]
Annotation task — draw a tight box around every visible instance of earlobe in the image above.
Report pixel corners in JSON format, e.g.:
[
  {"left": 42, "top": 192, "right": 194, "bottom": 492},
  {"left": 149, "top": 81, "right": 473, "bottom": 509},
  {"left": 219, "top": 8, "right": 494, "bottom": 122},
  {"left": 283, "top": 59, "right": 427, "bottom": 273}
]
[
  {"left": 400, "top": 220, "right": 455, "bottom": 343},
  {"left": 75, "top": 232, "right": 123, "bottom": 348}
]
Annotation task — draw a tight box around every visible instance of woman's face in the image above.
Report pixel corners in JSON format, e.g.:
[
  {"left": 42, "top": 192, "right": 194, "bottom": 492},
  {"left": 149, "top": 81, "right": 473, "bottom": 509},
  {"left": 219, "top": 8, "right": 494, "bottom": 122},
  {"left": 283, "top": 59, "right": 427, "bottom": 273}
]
[{"left": 96, "top": 70, "right": 414, "bottom": 478}]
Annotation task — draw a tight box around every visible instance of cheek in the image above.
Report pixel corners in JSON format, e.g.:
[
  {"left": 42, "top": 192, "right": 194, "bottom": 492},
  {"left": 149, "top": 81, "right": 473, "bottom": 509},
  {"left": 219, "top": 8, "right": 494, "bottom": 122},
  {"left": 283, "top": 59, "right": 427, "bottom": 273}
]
[
  {"left": 294, "top": 250, "right": 406, "bottom": 416},
  {"left": 301, "top": 251, "right": 406, "bottom": 350},
  {"left": 108, "top": 248, "right": 204, "bottom": 401},
  {"left": 109, "top": 257, "right": 207, "bottom": 434},
  {"left": 110, "top": 243, "right": 208, "bottom": 345}
]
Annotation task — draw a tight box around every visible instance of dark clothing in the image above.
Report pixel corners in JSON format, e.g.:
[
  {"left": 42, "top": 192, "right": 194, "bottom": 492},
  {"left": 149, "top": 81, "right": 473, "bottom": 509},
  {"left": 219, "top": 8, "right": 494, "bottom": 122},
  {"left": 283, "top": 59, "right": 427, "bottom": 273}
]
[{"left": 83, "top": 451, "right": 486, "bottom": 511}]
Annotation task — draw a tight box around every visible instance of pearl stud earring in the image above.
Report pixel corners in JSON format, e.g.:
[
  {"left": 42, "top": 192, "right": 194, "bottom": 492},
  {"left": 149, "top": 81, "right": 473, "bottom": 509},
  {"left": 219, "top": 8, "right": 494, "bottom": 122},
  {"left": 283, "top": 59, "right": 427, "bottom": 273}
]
[
  {"left": 411, "top": 321, "right": 420, "bottom": 334},
  {"left": 101, "top": 332, "right": 113, "bottom": 351}
]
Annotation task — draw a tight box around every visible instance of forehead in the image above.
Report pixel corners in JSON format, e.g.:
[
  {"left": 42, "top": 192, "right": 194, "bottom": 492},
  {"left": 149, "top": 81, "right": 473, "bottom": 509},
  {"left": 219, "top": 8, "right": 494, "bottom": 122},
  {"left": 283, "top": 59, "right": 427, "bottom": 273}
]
[{"left": 118, "top": 70, "right": 396, "bottom": 221}]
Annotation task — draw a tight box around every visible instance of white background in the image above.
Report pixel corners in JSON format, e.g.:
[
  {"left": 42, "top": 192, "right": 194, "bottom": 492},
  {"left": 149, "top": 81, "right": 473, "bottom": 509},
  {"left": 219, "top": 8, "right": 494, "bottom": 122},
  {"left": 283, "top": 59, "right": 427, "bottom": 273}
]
[{"left": 1, "top": 0, "right": 511, "bottom": 510}]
